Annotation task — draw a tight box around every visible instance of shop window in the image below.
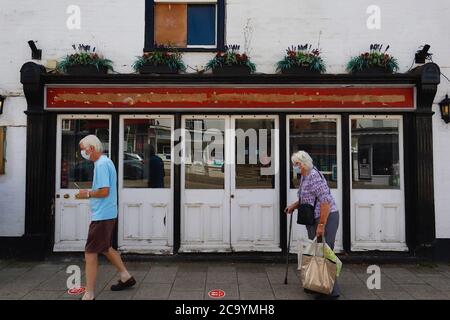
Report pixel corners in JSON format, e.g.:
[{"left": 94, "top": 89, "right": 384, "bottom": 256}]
[
  {"left": 289, "top": 118, "right": 338, "bottom": 189},
  {"left": 351, "top": 118, "right": 401, "bottom": 189},
  {"left": 185, "top": 119, "right": 225, "bottom": 189},
  {"left": 123, "top": 119, "right": 172, "bottom": 189},
  {"left": 60, "top": 119, "right": 110, "bottom": 189},
  {"left": 145, "top": 0, "right": 225, "bottom": 51},
  {"left": 235, "top": 119, "right": 275, "bottom": 189},
  {"left": 0, "top": 127, "right": 5, "bottom": 174}
]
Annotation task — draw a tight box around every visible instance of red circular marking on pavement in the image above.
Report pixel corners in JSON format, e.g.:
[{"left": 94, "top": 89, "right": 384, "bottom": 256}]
[
  {"left": 67, "top": 287, "right": 86, "bottom": 295},
  {"left": 208, "top": 289, "right": 226, "bottom": 299}
]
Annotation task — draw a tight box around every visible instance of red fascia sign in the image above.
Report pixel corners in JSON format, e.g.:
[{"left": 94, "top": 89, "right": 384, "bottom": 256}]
[{"left": 46, "top": 86, "right": 415, "bottom": 110}]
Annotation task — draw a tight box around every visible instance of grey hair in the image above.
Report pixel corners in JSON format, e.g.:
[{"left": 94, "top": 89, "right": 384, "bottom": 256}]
[
  {"left": 79, "top": 135, "right": 103, "bottom": 153},
  {"left": 291, "top": 150, "right": 313, "bottom": 170}
]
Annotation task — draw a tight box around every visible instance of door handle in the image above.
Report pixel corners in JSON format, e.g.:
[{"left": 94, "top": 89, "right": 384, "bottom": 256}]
[
  {"left": 63, "top": 194, "right": 70, "bottom": 199},
  {"left": 231, "top": 194, "right": 234, "bottom": 199}
]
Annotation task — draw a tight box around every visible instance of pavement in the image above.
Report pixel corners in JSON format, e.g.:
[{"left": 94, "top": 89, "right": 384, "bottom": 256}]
[{"left": 1, "top": 258, "right": 450, "bottom": 300}]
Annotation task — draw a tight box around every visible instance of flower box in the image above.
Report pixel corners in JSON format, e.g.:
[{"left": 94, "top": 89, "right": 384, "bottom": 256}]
[
  {"left": 65, "top": 65, "right": 109, "bottom": 75},
  {"left": 347, "top": 44, "right": 398, "bottom": 75},
  {"left": 57, "top": 44, "right": 113, "bottom": 75},
  {"left": 352, "top": 66, "right": 393, "bottom": 75},
  {"left": 137, "top": 64, "right": 180, "bottom": 74},
  {"left": 132, "top": 47, "right": 186, "bottom": 75},
  {"left": 281, "top": 66, "right": 321, "bottom": 75},
  {"left": 206, "top": 45, "right": 256, "bottom": 76},
  {"left": 212, "top": 65, "right": 252, "bottom": 76}
]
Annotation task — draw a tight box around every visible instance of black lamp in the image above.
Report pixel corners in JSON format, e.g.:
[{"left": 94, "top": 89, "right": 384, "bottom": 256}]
[
  {"left": 439, "top": 95, "right": 450, "bottom": 124},
  {"left": 28, "top": 40, "right": 42, "bottom": 60},
  {"left": 415, "top": 44, "right": 432, "bottom": 64},
  {"left": 0, "top": 95, "right": 5, "bottom": 115}
]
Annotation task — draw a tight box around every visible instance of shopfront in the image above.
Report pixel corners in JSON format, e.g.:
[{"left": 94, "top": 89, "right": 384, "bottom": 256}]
[{"left": 20, "top": 62, "right": 440, "bottom": 256}]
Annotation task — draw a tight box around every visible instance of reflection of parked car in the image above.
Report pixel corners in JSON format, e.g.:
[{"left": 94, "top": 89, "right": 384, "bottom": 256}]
[
  {"left": 70, "top": 161, "right": 94, "bottom": 182},
  {"left": 69, "top": 153, "right": 144, "bottom": 182},
  {"left": 124, "top": 152, "right": 144, "bottom": 180}
]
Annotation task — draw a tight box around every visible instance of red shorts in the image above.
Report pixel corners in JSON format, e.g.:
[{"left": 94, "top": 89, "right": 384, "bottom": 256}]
[{"left": 85, "top": 219, "right": 116, "bottom": 253}]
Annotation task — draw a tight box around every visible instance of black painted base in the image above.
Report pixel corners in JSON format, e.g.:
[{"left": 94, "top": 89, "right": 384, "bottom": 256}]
[
  {"left": 0, "top": 234, "right": 50, "bottom": 260},
  {"left": 433, "top": 239, "right": 450, "bottom": 262}
]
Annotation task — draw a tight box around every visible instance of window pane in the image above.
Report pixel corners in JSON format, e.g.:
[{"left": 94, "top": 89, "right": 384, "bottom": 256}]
[
  {"left": 154, "top": 3, "right": 187, "bottom": 47},
  {"left": 235, "top": 119, "right": 275, "bottom": 189},
  {"left": 289, "top": 118, "right": 338, "bottom": 189},
  {"left": 61, "top": 119, "right": 109, "bottom": 189},
  {"left": 185, "top": 119, "right": 224, "bottom": 189},
  {"left": 123, "top": 119, "right": 171, "bottom": 188},
  {"left": 187, "top": 4, "right": 216, "bottom": 45},
  {"left": 351, "top": 119, "right": 400, "bottom": 189}
]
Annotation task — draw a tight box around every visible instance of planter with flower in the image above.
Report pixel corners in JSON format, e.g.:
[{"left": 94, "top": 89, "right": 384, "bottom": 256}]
[
  {"left": 132, "top": 46, "right": 186, "bottom": 74},
  {"left": 57, "top": 44, "right": 113, "bottom": 75},
  {"left": 276, "top": 44, "right": 326, "bottom": 74},
  {"left": 346, "top": 44, "right": 399, "bottom": 74},
  {"left": 205, "top": 45, "right": 256, "bottom": 75}
]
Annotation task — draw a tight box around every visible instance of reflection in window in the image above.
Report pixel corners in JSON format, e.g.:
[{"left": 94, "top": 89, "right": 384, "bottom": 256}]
[
  {"left": 235, "top": 119, "right": 275, "bottom": 189},
  {"left": 185, "top": 119, "right": 225, "bottom": 189},
  {"left": 60, "top": 119, "right": 110, "bottom": 189},
  {"left": 351, "top": 119, "right": 400, "bottom": 189},
  {"left": 289, "top": 118, "right": 337, "bottom": 189},
  {"left": 123, "top": 119, "right": 171, "bottom": 188}
]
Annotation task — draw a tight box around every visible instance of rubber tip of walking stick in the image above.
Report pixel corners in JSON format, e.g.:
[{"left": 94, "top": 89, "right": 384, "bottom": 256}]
[{"left": 284, "top": 278, "right": 288, "bottom": 285}]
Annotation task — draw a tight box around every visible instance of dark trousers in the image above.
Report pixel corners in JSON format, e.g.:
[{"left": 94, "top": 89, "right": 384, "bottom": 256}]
[{"left": 305, "top": 211, "right": 341, "bottom": 297}]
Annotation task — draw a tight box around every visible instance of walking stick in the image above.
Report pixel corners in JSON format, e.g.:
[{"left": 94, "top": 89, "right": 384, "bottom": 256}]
[{"left": 284, "top": 212, "right": 294, "bottom": 285}]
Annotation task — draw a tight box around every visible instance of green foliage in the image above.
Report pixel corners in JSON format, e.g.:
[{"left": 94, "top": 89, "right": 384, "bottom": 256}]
[
  {"left": 132, "top": 45, "right": 186, "bottom": 72},
  {"left": 57, "top": 44, "right": 113, "bottom": 73},
  {"left": 276, "top": 44, "right": 326, "bottom": 73},
  {"left": 205, "top": 45, "right": 256, "bottom": 72},
  {"left": 346, "top": 44, "right": 399, "bottom": 73}
]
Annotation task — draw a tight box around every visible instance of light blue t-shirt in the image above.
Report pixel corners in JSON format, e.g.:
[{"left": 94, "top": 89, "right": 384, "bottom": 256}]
[{"left": 90, "top": 155, "right": 117, "bottom": 221}]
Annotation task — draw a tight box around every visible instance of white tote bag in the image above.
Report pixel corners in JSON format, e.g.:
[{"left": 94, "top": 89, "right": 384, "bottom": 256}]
[
  {"left": 298, "top": 237, "right": 343, "bottom": 277},
  {"left": 297, "top": 238, "right": 316, "bottom": 270}
]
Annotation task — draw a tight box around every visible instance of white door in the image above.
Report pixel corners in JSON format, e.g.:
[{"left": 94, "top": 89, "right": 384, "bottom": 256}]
[
  {"left": 286, "top": 115, "right": 343, "bottom": 253},
  {"left": 180, "top": 115, "right": 280, "bottom": 252},
  {"left": 180, "top": 115, "right": 230, "bottom": 252},
  {"left": 350, "top": 115, "right": 407, "bottom": 251},
  {"left": 231, "top": 115, "right": 280, "bottom": 252},
  {"left": 118, "top": 115, "right": 174, "bottom": 253},
  {"left": 54, "top": 115, "right": 111, "bottom": 252}
]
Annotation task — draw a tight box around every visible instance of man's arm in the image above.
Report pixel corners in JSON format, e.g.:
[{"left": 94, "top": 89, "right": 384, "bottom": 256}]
[{"left": 77, "top": 187, "right": 109, "bottom": 199}]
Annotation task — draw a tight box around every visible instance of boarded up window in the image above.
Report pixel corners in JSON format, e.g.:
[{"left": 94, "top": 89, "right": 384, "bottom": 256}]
[
  {"left": 154, "top": 3, "right": 187, "bottom": 47},
  {"left": 0, "top": 127, "right": 5, "bottom": 174},
  {"left": 154, "top": 2, "right": 216, "bottom": 47}
]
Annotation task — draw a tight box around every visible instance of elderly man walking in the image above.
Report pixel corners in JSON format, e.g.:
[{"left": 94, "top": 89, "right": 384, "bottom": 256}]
[{"left": 76, "top": 135, "right": 136, "bottom": 300}]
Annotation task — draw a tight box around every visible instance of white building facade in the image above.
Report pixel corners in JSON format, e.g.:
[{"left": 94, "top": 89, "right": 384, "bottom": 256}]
[{"left": 0, "top": 0, "right": 449, "bottom": 259}]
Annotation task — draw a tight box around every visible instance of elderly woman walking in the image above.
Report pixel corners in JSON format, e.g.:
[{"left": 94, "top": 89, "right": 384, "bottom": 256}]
[{"left": 285, "top": 150, "right": 341, "bottom": 300}]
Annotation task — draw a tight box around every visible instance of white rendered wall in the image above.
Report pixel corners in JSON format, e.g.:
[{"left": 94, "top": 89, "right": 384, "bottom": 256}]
[{"left": 0, "top": 0, "right": 449, "bottom": 237}]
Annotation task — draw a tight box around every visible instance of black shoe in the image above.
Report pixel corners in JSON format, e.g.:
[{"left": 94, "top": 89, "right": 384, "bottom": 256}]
[
  {"left": 110, "top": 276, "right": 136, "bottom": 291},
  {"left": 314, "top": 293, "right": 340, "bottom": 300},
  {"left": 304, "top": 288, "right": 316, "bottom": 294}
]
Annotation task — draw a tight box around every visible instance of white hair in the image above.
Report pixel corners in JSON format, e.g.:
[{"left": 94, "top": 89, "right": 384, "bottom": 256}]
[
  {"left": 291, "top": 150, "right": 313, "bottom": 170},
  {"left": 79, "top": 135, "right": 103, "bottom": 153}
]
